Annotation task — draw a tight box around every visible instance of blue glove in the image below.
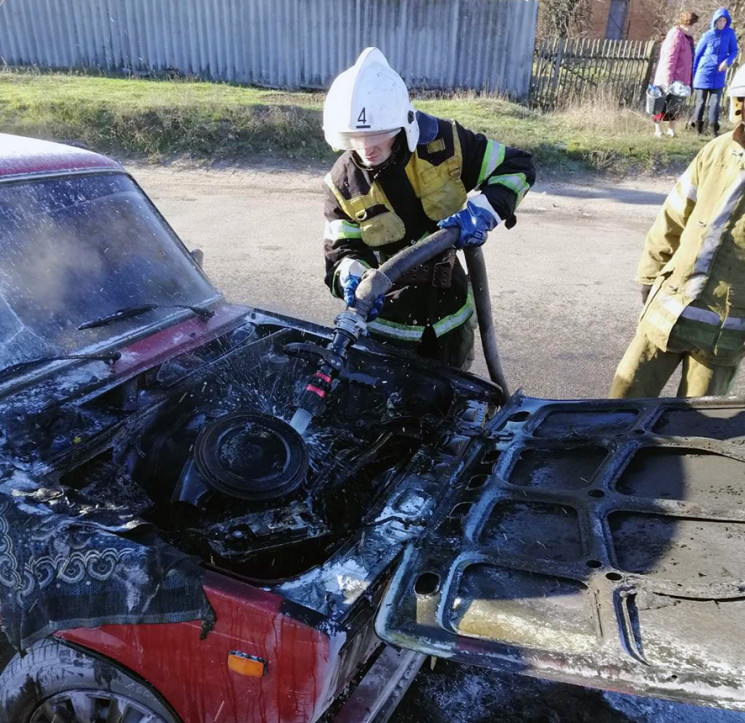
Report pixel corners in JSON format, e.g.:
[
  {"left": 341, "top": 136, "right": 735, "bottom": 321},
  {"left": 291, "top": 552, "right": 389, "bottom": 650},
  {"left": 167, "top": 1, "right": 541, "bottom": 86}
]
[
  {"left": 342, "top": 273, "right": 361, "bottom": 307},
  {"left": 438, "top": 196, "right": 499, "bottom": 249},
  {"left": 368, "top": 294, "right": 385, "bottom": 320},
  {"left": 339, "top": 261, "right": 385, "bottom": 320}
]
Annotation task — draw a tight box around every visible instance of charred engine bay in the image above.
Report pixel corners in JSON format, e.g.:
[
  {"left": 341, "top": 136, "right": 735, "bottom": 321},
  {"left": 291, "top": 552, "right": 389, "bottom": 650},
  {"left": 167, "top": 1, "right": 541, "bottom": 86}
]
[{"left": 5, "top": 312, "right": 497, "bottom": 585}]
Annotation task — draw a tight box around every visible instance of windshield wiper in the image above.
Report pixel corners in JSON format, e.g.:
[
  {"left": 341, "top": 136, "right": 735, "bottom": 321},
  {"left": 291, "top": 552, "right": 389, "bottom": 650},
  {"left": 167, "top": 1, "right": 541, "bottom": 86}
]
[
  {"left": 0, "top": 351, "right": 122, "bottom": 383},
  {"left": 78, "top": 303, "right": 215, "bottom": 331}
]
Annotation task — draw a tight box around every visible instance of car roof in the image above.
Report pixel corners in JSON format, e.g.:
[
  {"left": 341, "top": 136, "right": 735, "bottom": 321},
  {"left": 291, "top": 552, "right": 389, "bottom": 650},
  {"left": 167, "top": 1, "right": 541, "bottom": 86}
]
[{"left": 0, "top": 133, "right": 121, "bottom": 181}]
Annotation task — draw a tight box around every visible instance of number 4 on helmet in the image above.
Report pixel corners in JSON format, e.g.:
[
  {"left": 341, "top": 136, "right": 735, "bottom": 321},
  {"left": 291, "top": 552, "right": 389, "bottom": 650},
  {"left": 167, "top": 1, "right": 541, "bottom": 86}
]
[{"left": 322, "top": 48, "right": 420, "bottom": 152}]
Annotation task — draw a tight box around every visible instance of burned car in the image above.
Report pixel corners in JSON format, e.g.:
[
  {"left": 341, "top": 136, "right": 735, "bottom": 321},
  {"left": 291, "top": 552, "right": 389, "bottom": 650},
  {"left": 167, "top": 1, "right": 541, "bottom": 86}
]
[{"left": 0, "top": 135, "right": 744, "bottom": 723}]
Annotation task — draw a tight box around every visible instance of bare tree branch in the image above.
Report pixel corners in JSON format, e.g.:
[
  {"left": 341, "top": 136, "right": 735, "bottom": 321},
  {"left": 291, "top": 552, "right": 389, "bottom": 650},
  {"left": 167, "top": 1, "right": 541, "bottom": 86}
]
[{"left": 538, "top": 0, "right": 592, "bottom": 39}]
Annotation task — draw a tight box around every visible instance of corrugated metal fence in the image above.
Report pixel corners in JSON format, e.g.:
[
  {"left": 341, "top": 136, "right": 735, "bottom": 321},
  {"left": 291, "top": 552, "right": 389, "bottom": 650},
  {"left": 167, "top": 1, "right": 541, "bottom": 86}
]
[{"left": 0, "top": 0, "right": 539, "bottom": 97}]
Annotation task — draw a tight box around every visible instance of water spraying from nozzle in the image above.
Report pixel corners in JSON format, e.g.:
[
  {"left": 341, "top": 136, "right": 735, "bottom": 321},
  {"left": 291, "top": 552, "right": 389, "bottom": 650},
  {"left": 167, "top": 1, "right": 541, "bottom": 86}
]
[
  {"left": 285, "top": 310, "right": 368, "bottom": 436},
  {"left": 290, "top": 407, "right": 313, "bottom": 435}
]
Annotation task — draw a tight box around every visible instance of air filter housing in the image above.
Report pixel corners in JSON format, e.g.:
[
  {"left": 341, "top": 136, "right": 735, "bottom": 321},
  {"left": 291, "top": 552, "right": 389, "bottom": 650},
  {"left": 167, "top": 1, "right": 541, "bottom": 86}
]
[{"left": 172, "top": 412, "right": 308, "bottom": 505}]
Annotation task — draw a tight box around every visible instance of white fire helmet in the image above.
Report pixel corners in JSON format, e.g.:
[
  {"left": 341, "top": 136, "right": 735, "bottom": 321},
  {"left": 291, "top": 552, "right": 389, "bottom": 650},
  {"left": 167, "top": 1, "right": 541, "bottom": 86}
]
[
  {"left": 728, "top": 65, "right": 745, "bottom": 124},
  {"left": 323, "top": 47, "right": 420, "bottom": 152}
]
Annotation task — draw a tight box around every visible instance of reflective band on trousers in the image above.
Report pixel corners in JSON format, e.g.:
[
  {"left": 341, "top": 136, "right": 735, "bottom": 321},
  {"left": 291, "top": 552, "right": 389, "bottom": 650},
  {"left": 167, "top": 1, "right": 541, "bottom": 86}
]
[
  {"left": 368, "top": 318, "right": 425, "bottom": 340},
  {"left": 368, "top": 294, "right": 474, "bottom": 341},
  {"left": 433, "top": 292, "right": 474, "bottom": 337},
  {"left": 685, "top": 170, "right": 745, "bottom": 299}
]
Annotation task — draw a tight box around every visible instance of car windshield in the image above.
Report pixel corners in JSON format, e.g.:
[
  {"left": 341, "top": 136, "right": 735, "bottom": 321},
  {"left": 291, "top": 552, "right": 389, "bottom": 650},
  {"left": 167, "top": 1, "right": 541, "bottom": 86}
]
[{"left": 0, "top": 172, "right": 218, "bottom": 372}]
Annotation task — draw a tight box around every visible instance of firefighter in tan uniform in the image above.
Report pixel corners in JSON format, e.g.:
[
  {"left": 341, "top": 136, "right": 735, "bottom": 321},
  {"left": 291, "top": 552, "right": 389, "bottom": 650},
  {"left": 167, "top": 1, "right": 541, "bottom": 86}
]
[
  {"left": 321, "top": 48, "right": 535, "bottom": 368},
  {"left": 611, "top": 66, "right": 745, "bottom": 397}
]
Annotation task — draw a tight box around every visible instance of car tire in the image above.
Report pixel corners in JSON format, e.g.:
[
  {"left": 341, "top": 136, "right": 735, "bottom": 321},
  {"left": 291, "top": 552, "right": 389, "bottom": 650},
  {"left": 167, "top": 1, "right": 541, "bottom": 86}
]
[{"left": 0, "top": 637, "right": 180, "bottom": 723}]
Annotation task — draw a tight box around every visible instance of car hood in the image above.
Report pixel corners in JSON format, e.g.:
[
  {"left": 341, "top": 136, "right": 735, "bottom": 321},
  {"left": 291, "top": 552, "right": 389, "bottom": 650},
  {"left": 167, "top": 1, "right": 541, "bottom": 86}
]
[{"left": 376, "top": 393, "right": 745, "bottom": 711}]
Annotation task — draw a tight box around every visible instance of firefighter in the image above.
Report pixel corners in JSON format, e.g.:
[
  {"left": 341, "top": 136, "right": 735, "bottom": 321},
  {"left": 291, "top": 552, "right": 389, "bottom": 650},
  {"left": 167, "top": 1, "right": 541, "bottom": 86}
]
[
  {"left": 322, "top": 48, "right": 535, "bottom": 369},
  {"left": 610, "top": 65, "right": 745, "bottom": 398}
]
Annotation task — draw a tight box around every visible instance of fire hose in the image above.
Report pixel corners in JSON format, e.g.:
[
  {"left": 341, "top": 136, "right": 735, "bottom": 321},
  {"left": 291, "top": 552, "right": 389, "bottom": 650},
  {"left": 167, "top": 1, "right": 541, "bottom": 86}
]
[{"left": 288, "top": 227, "right": 509, "bottom": 434}]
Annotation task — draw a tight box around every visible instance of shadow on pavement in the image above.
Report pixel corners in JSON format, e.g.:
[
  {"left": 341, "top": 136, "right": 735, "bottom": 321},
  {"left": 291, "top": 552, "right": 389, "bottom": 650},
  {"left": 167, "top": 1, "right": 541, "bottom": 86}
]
[{"left": 392, "top": 659, "right": 745, "bottom": 723}]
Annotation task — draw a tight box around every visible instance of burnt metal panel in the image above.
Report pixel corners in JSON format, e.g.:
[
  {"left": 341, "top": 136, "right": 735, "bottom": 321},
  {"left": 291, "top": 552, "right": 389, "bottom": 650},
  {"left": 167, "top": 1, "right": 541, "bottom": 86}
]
[
  {"left": 0, "top": 0, "right": 538, "bottom": 97},
  {"left": 375, "top": 394, "right": 745, "bottom": 710}
]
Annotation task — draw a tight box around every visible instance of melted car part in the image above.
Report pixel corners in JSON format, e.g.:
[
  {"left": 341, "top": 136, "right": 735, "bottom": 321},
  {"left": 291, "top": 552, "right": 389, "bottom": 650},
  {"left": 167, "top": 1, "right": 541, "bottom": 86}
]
[
  {"left": 0, "top": 351, "right": 121, "bottom": 384},
  {"left": 103, "top": 319, "right": 483, "bottom": 581},
  {"left": 5, "top": 312, "right": 497, "bottom": 590}
]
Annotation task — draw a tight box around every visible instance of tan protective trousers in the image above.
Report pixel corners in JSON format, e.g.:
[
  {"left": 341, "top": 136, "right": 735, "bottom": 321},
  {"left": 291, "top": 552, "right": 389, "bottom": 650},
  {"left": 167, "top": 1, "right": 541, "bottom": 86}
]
[{"left": 610, "top": 330, "right": 739, "bottom": 398}]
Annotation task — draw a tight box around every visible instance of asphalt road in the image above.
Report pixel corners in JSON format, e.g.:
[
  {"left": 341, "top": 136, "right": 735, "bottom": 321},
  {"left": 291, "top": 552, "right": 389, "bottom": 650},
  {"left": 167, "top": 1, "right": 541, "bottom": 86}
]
[
  {"left": 134, "top": 161, "right": 744, "bottom": 399},
  {"left": 131, "top": 162, "right": 745, "bottom": 722}
]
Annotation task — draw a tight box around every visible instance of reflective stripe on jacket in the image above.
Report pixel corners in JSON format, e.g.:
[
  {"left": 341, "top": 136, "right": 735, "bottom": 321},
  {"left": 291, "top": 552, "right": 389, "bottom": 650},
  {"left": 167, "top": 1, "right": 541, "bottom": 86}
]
[{"left": 638, "top": 124, "right": 745, "bottom": 364}]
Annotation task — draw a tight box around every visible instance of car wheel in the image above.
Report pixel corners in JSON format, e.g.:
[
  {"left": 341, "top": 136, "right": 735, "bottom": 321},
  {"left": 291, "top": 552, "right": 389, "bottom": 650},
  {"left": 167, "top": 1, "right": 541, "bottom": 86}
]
[{"left": 0, "top": 638, "right": 180, "bottom": 723}]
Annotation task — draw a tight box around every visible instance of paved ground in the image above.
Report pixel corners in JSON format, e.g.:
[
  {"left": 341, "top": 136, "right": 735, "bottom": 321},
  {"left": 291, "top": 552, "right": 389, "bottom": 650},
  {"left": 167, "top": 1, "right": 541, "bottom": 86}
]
[
  {"left": 131, "top": 162, "right": 745, "bottom": 722},
  {"left": 134, "top": 162, "right": 743, "bottom": 399}
]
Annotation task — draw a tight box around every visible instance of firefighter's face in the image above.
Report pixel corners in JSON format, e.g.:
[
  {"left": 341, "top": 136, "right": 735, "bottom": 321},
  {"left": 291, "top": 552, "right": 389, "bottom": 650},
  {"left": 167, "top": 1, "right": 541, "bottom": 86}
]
[{"left": 348, "top": 131, "right": 398, "bottom": 166}]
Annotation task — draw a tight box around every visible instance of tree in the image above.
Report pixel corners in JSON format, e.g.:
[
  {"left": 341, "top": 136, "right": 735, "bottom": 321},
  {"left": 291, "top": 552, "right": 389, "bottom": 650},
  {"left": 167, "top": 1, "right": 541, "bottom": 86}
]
[
  {"left": 655, "top": 0, "right": 745, "bottom": 39},
  {"left": 537, "top": 0, "right": 592, "bottom": 38}
]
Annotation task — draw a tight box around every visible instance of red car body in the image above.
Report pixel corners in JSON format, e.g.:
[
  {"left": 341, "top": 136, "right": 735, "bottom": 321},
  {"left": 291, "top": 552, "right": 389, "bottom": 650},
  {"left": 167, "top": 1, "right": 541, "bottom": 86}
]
[
  {"left": 60, "top": 573, "right": 338, "bottom": 723},
  {"left": 0, "top": 135, "right": 427, "bottom": 723},
  {"left": 3, "top": 135, "right": 745, "bottom": 723}
]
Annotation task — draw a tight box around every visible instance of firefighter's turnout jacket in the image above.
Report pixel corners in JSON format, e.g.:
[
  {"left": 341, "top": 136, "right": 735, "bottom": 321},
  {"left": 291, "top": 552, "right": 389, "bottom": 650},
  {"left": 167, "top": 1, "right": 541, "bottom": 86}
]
[
  {"left": 323, "top": 111, "right": 535, "bottom": 343},
  {"left": 637, "top": 123, "right": 745, "bottom": 366}
]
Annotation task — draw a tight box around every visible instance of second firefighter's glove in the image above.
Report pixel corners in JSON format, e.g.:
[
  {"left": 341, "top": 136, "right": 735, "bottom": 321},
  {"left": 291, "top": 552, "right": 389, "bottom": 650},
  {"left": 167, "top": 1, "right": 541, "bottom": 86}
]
[
  {"left": 338, "top": 259, "right": 385, "bottom": 320},
  {"left": 438, "top": 195, "right": 501, "bottom": 249}
]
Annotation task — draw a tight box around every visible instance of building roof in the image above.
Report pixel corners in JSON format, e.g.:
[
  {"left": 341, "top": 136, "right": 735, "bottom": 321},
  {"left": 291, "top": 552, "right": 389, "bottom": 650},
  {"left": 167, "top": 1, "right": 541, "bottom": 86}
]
[{"left": 0, "top": 134, "right": 120, "bottom": 181}]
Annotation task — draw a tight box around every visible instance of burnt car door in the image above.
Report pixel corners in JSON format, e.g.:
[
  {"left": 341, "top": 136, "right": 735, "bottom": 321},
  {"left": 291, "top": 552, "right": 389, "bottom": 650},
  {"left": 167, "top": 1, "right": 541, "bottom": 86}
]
[{"left": 375, "top": 394, "right": 745, "bottom": 710}]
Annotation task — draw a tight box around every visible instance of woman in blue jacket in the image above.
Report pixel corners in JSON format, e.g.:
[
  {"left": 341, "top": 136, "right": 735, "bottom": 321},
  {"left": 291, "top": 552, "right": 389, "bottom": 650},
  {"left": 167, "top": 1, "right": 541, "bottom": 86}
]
[{"left": 692, "top": 7, "right": 739, "bottom": 135}]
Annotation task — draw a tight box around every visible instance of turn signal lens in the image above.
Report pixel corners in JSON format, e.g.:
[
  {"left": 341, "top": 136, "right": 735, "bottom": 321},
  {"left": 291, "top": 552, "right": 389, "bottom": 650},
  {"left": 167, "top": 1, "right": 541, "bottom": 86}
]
[{"left": 228, "top": 651, "right": 267, "bottom": 677}]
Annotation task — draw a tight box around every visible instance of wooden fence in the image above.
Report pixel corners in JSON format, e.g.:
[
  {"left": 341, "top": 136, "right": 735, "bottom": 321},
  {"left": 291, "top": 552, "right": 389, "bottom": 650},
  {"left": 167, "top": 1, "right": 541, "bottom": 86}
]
[{"left": 530, "top": 37, "right": 658, "bottom": 110}]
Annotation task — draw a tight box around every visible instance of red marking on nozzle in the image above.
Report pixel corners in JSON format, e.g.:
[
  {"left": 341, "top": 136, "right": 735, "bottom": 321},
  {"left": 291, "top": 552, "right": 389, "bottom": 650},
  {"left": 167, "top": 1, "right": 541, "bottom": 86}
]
[
  {"left": 315, "top": 372, "right": 332, "bottom": 384},
  {"left": 305, "top": 385, "right": 326, "bottom": 398}
]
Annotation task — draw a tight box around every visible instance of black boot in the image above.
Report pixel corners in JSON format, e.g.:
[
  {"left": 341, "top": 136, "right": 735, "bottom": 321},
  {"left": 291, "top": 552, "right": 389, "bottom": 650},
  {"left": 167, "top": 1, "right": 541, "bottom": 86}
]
[
  {"left": 695, "top": 121, "right": 705, "bottom": 135},
  {"left": 712, "top": 123, "right": 720, "bottom": 137}
]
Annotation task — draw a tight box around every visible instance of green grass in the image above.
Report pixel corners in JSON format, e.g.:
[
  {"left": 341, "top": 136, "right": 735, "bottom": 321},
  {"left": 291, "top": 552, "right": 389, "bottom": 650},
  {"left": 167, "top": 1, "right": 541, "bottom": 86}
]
[
  {"left": 0, "top": 69, "right": 711, "bottom": 173},
  {"left": 0, "top": 70, "right": 329, "bottom": 162}
]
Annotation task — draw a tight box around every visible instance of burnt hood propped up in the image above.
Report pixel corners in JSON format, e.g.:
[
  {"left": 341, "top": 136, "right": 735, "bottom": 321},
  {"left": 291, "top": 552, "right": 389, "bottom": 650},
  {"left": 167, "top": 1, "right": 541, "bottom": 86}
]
[{"left": 375, "top": 394, "right": 745, "bottom": 712}]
